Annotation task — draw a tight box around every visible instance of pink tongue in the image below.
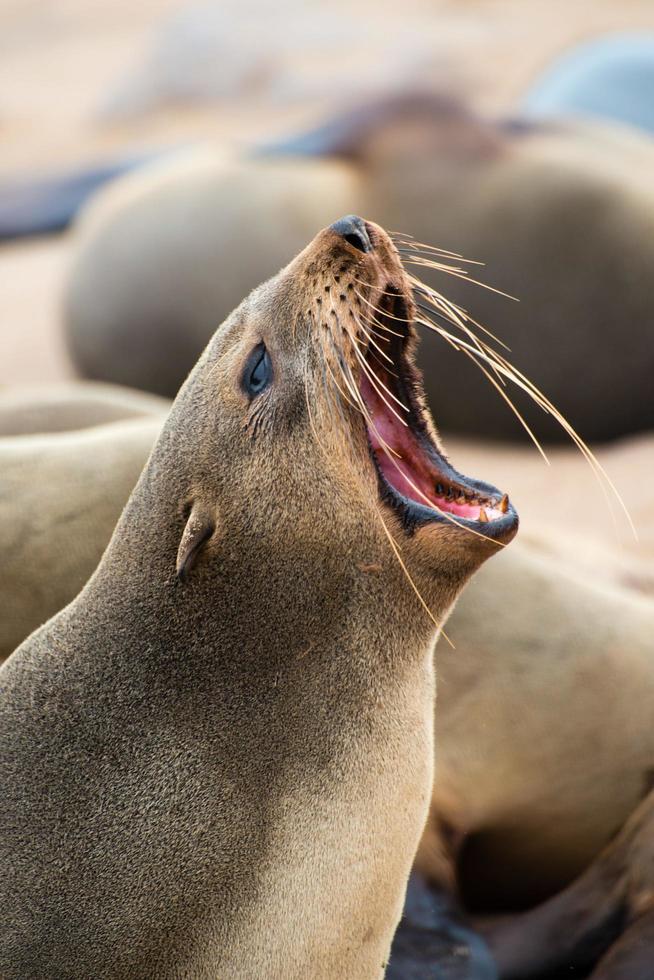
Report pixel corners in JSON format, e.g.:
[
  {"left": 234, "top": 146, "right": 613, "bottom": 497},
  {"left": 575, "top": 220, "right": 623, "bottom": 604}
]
[
  {"left": 375, "top": 452, "right": 485, "bottom": 518},
  {"left": 361, "top": 373, "right": 500, "bottom": 519}
]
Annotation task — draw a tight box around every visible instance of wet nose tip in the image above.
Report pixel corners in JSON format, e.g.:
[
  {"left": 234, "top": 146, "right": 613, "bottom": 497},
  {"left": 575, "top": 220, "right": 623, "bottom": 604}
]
[{"left": 330, "top": 215, "right": 373, "bottom": 253}]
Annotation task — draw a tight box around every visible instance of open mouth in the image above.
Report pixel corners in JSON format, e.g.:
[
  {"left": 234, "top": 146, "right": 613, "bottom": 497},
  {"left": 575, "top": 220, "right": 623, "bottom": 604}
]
[{"left": 359, "top": 287, "right": 518, "bottom": 540}]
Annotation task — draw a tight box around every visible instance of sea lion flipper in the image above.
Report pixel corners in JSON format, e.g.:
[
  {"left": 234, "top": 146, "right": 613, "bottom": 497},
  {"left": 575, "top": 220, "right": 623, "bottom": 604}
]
[
  {"left": 176, "top": 503, "right": 216, "bottom": 582},
  {"left": 256, "top": 93, "right": 474, "bottom": 161},
  {"left": 0, "top": 152, "right": 160, "bottom": 241}
]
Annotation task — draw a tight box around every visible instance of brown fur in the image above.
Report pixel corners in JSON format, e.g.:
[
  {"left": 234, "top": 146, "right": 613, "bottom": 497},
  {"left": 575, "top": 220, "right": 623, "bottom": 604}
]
[{"left": 0, "top": 220, "right": 509, "bottom": 977}]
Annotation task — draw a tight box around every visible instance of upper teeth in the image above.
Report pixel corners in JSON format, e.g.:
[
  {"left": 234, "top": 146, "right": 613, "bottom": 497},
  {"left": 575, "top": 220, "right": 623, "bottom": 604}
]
[{"left": 434, "top": 484, "right": 509, "bottom": 519}]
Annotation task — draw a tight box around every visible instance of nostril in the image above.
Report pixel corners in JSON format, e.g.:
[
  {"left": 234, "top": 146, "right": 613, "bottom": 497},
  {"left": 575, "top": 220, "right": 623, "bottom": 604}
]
[
  {"left": 344, "top": 232, "right": 367, "bottom": 251},
  {"left": 330, "top": 215, "right": 373, "bottom": 253}
]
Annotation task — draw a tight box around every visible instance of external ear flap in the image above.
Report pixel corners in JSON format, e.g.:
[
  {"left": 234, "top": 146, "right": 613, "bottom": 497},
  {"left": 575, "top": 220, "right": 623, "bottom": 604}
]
[{"left": 176, "top": 502, "right": 216, "bottom": 582}]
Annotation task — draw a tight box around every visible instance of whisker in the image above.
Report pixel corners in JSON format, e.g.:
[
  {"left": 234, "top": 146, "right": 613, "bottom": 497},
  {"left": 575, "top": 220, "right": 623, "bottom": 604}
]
[
  {"left": 415, "top": 291, "right": 512, "bottom": 353},
  {"left": 308, "top": 311, "right": 358, "bottom": 414},
  {"left": 350, "top": 277, "right": 414, "bottom": 311},
  {"left": 349, "top": 337, "right": 410, "bottom": 426},
  {"left": 321, "top": 363, "right": 360, "bottom": 458},
  {"left": 396, "top": 250, "right": 473, "bottom": 276},
  {"left": 348, "top": 318, "right": 509, "bottom": 543},
  {"left": 322, "top": 279, "right": 509, "bottom": 615},
  {"left": 396, "top": 245, "right": 485, "bottom": 268},
  {"left": 410, "top": 275, "right": 472, "bottom": 325},
  {"left": 323, "top": 347, "right": 362, "bottom": 414},
  {"left": 416, "top": 314, "right": 552, "bottom": 458},
  {"left": 319, "top": 338, "right": 455, "bottom": 629},
  {"left": 415, "top": 308, "right": 635, "bottom": 532},
  {"left": 330, "top": 330, "right": 405, "bottom": 463},
  {"left": 354, "top": 294, "right": 547, "bottom": 510},
  {"left": 351, "top": 286, "right": 410, "bottom": 332},
  {"left": 350, "top": 310, "right": 396, "bottom": 365},
  {"left": 389, "top": 231, "right": 467, "bottom": 260},
  {"left": 459, "top": 343, "right": 548, "bottom": 463},
  {"left": 376, "top": 507, "right": 454, "bottom": 647},
  {"left": 303, "top": 346, "right": 332, "bottom": 460},
  {"left": 331, "top": 304, "right": 410, "bottom": 424},
  {"left": 414, "top": 292, "right": 507, "bottom": 388},
  {"left": 407, "top": 256, "right": 519, "bottom": 302},
  {"left": 353, "top": 343, "right": 407, "bottom": 414},
  {"left": 488, "top": 347, "right": 637, "bottom": 537}
]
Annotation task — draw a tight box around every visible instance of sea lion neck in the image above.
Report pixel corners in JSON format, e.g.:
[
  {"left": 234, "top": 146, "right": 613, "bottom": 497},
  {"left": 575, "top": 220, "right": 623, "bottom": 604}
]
[{"left": 73, "top": 363, "right": 434, "bottom": 682}]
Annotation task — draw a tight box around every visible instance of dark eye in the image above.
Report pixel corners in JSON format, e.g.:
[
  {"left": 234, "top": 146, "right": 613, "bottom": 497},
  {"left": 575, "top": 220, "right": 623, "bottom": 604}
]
[{"left": 242, "top": 343, "right": 273, "bottom": 398}]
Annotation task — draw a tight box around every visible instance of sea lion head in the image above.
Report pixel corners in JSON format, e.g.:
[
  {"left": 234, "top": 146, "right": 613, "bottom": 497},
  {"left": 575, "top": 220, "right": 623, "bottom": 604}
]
[{"left": 148, "top": 214, "right": 517, "bottom": 653}]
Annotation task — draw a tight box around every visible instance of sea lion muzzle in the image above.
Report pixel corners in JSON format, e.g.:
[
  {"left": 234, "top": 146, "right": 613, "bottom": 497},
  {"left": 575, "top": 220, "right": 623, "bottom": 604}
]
[{"left": 324, "top": 214, "right": 518, "bottom": 548}]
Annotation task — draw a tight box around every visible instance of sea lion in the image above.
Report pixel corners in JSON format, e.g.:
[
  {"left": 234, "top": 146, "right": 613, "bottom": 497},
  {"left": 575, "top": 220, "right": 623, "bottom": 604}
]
[
  {"left": 2, "top": 403, "right": 652, "bottom": 972},
  {"left": 2, "top": 406, "right": 652, "bottom": 902},
  {"left": 2, "top": 399, "right": 650, "bottom": 897},
  {"left": 0, "top": 380, "right": 169, "bottom": 436},
  {"left": 483, "top": 786, "right": 654, "bottom": 979},
  {"left": 418, "top": 542, "right": 654, "bottom": 911},
  {"left": 61, "top": 93, "right": 654, "bottom": 441},
  {"left": 0, "top": 417, "right": 164, "bottom": 661},
  {"left": 0, "top": 216, "right": 517, "bottom": 977},
  {"left": 0, "top": 150, "right": 159, "bottom": 240},
  {"left": 522, "top": 32, "right": 654, "bottom": 135}
]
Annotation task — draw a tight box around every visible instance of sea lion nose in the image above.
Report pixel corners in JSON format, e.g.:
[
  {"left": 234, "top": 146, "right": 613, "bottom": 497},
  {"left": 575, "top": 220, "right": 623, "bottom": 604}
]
[{"left": 330, "top": 215, "right": 373, "bottom": 253}]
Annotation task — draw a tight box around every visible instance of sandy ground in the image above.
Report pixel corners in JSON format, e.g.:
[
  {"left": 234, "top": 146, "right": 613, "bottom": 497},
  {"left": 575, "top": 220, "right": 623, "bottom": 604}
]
[{"left": 0, "top": 0, "right": 652, "bottom": 579}]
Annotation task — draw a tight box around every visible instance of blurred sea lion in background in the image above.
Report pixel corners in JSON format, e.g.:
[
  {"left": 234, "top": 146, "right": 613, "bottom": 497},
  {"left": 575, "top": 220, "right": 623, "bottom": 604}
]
[
  {"left": 0, "top": 417, "right": 163, "bottom": 659},
  {"left": 0, "top": 151, "right": 160, "bottom": 241},
  {"left": 0, "top": 381, "right": 169, "bottom": 658},
  {"left": 522, "top": 32, "right": 654, "bottom": 135},
  {"left": 0, "top": 381, "right": 168, "bottom": 436},
  {"left": 59, "top": 93, "right": 654, "bottom": 442},
  {"left": 416, "top": 542, "right": 654, "bottom": 975},
  {"left": 424, "top": 543, "right": 654, "bottom": 912},
  {"left": 483, "top": 787, "right": 654, "bottom": 979},
  {"left": 63, "top": 149, "right": 360, "bottom": 397}
]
